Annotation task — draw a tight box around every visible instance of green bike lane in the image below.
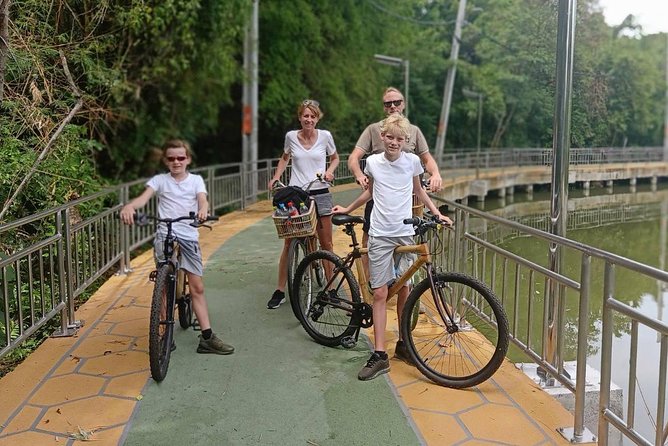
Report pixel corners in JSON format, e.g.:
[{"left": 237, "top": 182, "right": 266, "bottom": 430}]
[{"left": 123, "top": 187, "right": 424, "bottom": 446}]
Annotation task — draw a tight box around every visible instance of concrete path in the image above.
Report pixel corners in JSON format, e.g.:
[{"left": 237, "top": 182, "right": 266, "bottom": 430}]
[{"left": 0, "top": 185, "right": 575, "bottom": 446}]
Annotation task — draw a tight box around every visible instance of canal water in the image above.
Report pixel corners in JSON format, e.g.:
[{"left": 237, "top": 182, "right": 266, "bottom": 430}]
[{"left": 469, "top": 182, "right": 668, "bottom": 444}]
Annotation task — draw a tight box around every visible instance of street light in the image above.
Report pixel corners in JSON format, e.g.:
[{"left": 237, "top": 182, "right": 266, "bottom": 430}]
[
  {"left": 374, "top": 54, "right": 410, "bottom": 118},
  {"left": 462, "top": 87, "right": 484, "bottom": 179}
]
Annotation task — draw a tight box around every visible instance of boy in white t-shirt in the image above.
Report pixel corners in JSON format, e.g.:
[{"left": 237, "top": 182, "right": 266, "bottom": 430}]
[
  {"left": 120, "top": 139, "right": 234, "bottom": 355},
  {"left": 332, "top": 114, "right": 452, "bottom": 381}
]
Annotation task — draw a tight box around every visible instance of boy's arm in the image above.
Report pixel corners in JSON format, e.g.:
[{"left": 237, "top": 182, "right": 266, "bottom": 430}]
[
  {"left": 120, "top": 187, "right": 155, "bottom": 225},
  {"left": 413, "top": 177, "right": 452, "bottom": 225},
  {"left": 197, "top": 192, "right": 209, "bottom": 221},
  {"left": 269, "top": 153, "right": 290, "bottom": 189}
]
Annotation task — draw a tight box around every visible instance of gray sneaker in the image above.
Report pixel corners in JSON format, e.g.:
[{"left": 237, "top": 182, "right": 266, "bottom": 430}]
[
  {"left": 393, "top": 341, "right": 414, "bottom": 365},
  {"left": 197, "top": 333, "right": 235, "bottom": 355},
  {"left": 358, "top": 352, "right": 390, "bottom": 381}
]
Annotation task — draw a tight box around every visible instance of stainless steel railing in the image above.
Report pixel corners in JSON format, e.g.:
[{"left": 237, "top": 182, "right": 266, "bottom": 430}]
[{"left": 428, "top": 194, "right": 668, "bottom": 445}]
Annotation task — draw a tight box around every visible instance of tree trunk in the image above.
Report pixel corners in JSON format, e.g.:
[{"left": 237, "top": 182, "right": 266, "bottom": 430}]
[{"left": 0, "top": 0, "right": 9, "bottom": 102}]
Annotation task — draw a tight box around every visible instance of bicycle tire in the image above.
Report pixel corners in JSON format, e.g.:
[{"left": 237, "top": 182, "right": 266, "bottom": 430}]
[
  {"left": 286, "top": 237, "right": 308, "bottom": 304},
  {"left": 292, "top": 250, "right": 361, "bottom": 347},
  {"left": 176, "top": 270, "right": 192, "bottom": 329},
  {"left": 149, "top": 264, "right": 176, "bottom": 382},
  {"left": 401, "top": 272, "right": 509, "bottom": 388}
]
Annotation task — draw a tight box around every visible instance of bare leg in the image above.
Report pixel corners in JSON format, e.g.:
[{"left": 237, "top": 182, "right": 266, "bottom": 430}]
[
  {"left": 396, "top": 284, "right": 409, "bottom": 341},
  {"left": 276, "top": 238, "right": 291, "bottom": 292},
  {"left": 187, "top": 273, "right": 211, "bottom": 331},
  {"left": 372, "top": 285, "right": 389, "bottom": 351},
  {"left": 316, "top": 215, "right": 333, "bottom": 278}
]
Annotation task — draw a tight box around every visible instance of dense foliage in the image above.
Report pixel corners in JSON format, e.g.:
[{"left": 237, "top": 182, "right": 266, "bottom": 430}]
[{"left": 1, "top": 0, "right": 666, "bottom": 223}]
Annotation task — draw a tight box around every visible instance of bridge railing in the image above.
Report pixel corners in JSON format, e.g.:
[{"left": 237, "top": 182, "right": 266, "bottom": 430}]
[{"left": 429, "top": 194, "right": 668, "bottom": 445}]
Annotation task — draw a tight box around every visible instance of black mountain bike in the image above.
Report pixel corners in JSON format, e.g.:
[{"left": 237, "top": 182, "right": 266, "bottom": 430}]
[{"left": 135, "top": 212, "right": 218, "bottom": 382}]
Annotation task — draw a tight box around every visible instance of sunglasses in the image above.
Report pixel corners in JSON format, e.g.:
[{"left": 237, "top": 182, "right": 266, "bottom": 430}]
[
  {"left": 166, "top": 156, "right": 187, "bottom": 162},
  {"left": 383, "top": 99, "right": 403, "bottom": 108},
  {"left": 302, "top": 99, "right": 320, "bottom": 107}
]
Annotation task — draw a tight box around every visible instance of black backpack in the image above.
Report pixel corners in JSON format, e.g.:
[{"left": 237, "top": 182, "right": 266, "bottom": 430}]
[{"left": 272, "top": 186, "right": 309, "bottom": 208}]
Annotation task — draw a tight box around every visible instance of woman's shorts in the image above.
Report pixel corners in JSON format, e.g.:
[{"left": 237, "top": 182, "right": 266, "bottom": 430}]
[
  {"left": 153, "top": 236, "right": 204, "bottom": 276},
  {"left": 367, "top": 235, "right": 416, "bottom": 289},
  {"left": 309, "top": 190, "right": 333, "bottom": 217}
]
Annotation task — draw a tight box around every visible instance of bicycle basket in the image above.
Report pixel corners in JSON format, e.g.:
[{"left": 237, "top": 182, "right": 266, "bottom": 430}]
[
  {"left": 412, "top": 193, "right": 424, "bottom": 217},
  {"left": 273, "top": 200, "right": 317, "bottom": 239}
]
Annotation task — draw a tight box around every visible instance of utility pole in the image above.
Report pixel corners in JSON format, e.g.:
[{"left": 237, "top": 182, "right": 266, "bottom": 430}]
[
  {"left": 0, "top": 0, "right": 10, "bottom": 102},
  {"left": 434, "top": 0, "right": 467, "bottom": 164},
  {"left": 242, "top": 0, "right": 259, "bottom": 204}
]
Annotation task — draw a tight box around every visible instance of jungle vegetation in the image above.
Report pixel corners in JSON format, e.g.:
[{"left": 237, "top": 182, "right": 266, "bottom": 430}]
[{"left": 0, "top": 0, "right": 666, "bottom": 222}]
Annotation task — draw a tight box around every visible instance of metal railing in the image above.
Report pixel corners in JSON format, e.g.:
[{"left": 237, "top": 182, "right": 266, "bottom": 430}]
[
  {"left": 1, "top": 146, "right": 666, "bottom": 443},
  {"left": 429, "top": 194, "right": 668, "bottom": 445}
]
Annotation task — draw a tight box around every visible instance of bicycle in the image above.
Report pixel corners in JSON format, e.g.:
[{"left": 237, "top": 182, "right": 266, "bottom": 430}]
[
  {"left": 134, "top": 211, "right": 218, "bottom": 382},
  {"left": 271, "top": 176, "right": 331, "bottom": 315},
  {"left": 291, "top": 213, "right": 510, "bottom": 388}
]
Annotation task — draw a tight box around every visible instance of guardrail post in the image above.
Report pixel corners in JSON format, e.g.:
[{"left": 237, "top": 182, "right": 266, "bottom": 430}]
[
  {"left": 598, "top": 263, "right": 615, "bottom": 445},
  {"left": 52, "top": 208, "right": 82, "bottom": 337},
  {"left": 118, "top": 186, "right": 132, "bottom": 274}
]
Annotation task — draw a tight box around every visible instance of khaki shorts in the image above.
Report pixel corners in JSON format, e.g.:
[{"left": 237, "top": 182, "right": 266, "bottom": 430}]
[
  {"left": 154, "top": 236, "right": 203, "bottom": 277},
  {"left": 368, "top": 235, "right": 416, "bottom": 289}
]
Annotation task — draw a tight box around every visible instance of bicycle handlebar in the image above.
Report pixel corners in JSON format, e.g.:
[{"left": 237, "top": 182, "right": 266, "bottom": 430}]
[{"left": 134, "top": 212, "right": 219, "bottom": 228}]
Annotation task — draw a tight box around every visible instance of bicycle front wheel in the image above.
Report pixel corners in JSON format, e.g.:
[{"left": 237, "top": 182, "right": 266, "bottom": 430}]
[
  {"left": 149, "top": 264, "right": 176, "bottom": 382},
  {"left": 292, "top": 250, "right": 361, "bottom": 347},
  {"left": 286, "top": 237, "right": 308, "bottom": 305},
  {"left": 176, "top": 269, "right": 192, "bottom": 329},
  {"left": 401, "top": 272, "right": 509, "bottom": 388}
]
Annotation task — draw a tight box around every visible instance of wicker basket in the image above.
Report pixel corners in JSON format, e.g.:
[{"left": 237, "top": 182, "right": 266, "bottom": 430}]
[
  {"left": 412, "top": 193, "right": 424, "bottom": 217},
  {"left": 273, "top": 200, "right": 317, "bottom": 239}
]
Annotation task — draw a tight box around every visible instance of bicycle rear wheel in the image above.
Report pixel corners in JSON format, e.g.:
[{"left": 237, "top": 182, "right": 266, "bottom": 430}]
[
  {"left": 286, "top": 237, "right": 308, "bottom": 304},
  {"left": 149, "top": 264, "right": 176, "bottom": 382},
  {"left": 292, "top": 250, "right": 361, "bottom": 347},
  {"left": 401, "top": 272, "right": 509, "bottom": 388}
]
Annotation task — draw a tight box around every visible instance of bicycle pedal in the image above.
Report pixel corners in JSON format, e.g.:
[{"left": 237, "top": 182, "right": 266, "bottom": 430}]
[
  {"left": 340, "top": 336, "right": 357, "bottom": 349},
  {"left": 149, "top": 270, "right": 158, "bottom": 282}
]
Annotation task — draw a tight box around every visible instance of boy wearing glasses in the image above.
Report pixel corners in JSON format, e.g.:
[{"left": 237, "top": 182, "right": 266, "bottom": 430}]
[
  {"left": 120, "top": 139, "right": 234, "bottom": 355},
  {"left": 332, "top": 114, "right": 451, "bottom": 380}
]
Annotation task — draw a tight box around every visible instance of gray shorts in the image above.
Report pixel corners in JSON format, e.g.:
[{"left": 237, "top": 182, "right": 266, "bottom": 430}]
[
  {"left": 310, "top": 192, "right": 333, "bottom": 216},
  {"left": 368, "top": 235, "right": 416, "bottom": 289},
  {"left": 154, "top": 236, "right": 203, "bottom": 277}
]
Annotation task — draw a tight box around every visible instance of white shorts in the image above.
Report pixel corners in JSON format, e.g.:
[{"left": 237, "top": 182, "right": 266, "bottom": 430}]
[{"left": 367, "top": 235, "right": 416, "bottom": 289}]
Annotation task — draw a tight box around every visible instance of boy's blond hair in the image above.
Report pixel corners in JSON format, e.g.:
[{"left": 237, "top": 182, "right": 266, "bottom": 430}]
[{"left": 380, "top": 113, "right": 410, "bottom": 138}]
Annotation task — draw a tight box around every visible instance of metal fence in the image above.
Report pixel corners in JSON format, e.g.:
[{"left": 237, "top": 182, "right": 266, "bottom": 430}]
[
  {"left": 1, "top": 146, "right": 667, "bottom": 444},
  {"left": 430, "top": 195, "right": 668, "bottom": 445}
]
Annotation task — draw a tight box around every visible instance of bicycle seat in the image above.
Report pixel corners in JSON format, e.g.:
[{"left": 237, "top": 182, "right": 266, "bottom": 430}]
[{"left": 332, "top": 214, "right": 365, "bottom": 226}]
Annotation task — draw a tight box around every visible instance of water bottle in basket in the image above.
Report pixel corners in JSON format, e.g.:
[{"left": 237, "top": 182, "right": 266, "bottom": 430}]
[
  {"left": 287, "top": 202, "right": 299, "bottom": 217},
  {"left": 299, "top": 201, "right": 309, "bottom": 215}
]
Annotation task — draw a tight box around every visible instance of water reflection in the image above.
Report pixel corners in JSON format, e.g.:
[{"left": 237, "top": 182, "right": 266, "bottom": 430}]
[{"left": 467, "top": 183, "right": 668, "bottom": 444}]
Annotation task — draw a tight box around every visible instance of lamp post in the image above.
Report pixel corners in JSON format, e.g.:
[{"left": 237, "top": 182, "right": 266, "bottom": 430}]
[
  {"left": 462, "top": 88, "right": 484, "bottom": 179},
  {"left": 374, "top": 54, "right": 410, "bottom": 118}
]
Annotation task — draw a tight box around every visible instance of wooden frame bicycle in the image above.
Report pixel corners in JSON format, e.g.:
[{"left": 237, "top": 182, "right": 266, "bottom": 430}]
[{"left": 291, "top": 213, "right": 510, "bottom": 388}]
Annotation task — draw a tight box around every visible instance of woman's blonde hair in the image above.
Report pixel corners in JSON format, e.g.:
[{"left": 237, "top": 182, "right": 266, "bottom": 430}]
[
  {"left": 297, "top": 99, "right": 323, "bottom": 119},
  {"left": 380, "top": 113, "right": 410, "bottom": 137}
]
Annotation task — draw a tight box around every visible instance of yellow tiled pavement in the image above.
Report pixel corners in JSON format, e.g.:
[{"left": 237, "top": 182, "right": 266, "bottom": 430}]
[{"left": 0, "top": 185, "right": 575, "bottom": 445}]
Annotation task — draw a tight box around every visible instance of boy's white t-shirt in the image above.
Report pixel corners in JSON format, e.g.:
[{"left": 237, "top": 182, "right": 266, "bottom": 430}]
[
  {"left": 284, "top": 129, "right": 336, "bottom": 191},
  {"left": 146, "top": 172, "right": 207, "bottom": 241},
  {"left": 364, "top": 152, "right": 423, "bottom": 237}
]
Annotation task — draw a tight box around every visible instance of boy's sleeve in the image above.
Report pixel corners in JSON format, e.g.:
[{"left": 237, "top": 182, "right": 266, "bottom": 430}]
[
  {"left": 196, "top": 175, "right": 207, "bottom": 194},
  {"left": 146, "top": 175, "right": 161, "bottom": 194},
  {"left": 413, "top": 155, "right": 424, "bottom": 176}
]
